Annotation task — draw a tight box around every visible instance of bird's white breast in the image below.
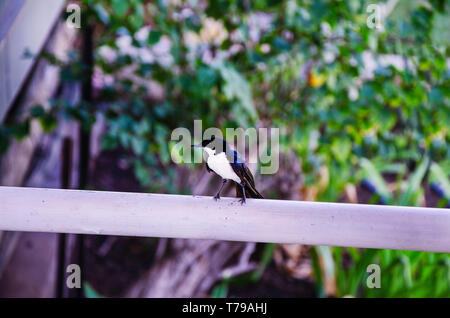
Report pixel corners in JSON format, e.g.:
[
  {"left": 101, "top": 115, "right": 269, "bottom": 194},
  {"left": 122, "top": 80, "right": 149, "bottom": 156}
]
[{"left": 207, "top": 152, "right": 241, "bottom": 184}]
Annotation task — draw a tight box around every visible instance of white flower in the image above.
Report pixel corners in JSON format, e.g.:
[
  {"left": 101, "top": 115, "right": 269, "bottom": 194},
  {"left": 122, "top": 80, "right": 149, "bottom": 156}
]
[
  {"left": 348, "top": 86, "right": 359, "bottom": 101},
  {"left": 260, "top": 43, "right": 271, "bottom": 54},
  {"left": 256, "top": 62, "right": 267, "bottom": 71},
  {"left": 116, "top": 31, "right": 173, "bottom": 68},
  {"left": 247, "top": 12, "right": 273, "bottom": 43},
  {"left": 98, "top": 45, "right": 117, "bottom": 63},
  {"left": 116, "top": 35, "right": 138, "bottom": 57},
  {"left": 135, "top": 26, "right": 150, "bottom": 43},
  {"left": 138, "top": 48, "right": 155, "bottom": 64},
  {"left": 200, "top": 18, "right": 228, "bottom": 46},
  {"left": 157, "top": 54, "right": 174, "bottom": 68},
  {"left": 152, "top": 35, "right": 173, "bottom": 67},
  {"left": 201, "top": 49, "right": 214, "bottom": 64},
  {"left": 323, "top": 51, "right": 335, "bottom": 63},
  {"left": 103, "top": 74, "right": 114, "bottom": 86},
  {"left": 184, "top": 31, "right": 201, "bottom": 47},
  {"left": 153, "top": 35, "right": 172, "bottom": 55},
  {"left": 229, "top": 43, "right": 243, "bottom": 55},
  {"left": 323, "top": 43, "right": 338, "bottom": 64},
  {"left": 92, "top": 66, "right": 114, "bottom": 90},
  {"left": 230, "top": 29, "right": 245, "bottom": 42},
  {"left": 282, "top": 30, "right": 294, "bottom": 41},
  {"left": 116, "top": 34, "right": 131, "bottom": 47},
  {"left": 180, "top": 8, "right": 194, "bottom": 19},
  {"left": 321, "top": 22, "right": 332, "bottom": 38}
]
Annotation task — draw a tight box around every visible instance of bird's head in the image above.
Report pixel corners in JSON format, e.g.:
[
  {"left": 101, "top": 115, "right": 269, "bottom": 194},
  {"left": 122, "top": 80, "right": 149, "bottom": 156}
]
[{"left": 192, "top": 137, "right": 228, "bottom": 155}]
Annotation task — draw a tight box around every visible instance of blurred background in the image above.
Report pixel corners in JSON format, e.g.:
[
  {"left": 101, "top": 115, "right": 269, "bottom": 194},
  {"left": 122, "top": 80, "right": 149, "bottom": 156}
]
[{"left": 0, "top": 0, "right": 449, "bottom": 297}]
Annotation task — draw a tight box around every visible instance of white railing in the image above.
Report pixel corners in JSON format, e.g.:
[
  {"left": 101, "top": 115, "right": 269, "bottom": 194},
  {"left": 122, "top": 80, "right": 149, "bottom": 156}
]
[{"left": 0, "top": 186, "right": 449, "bottom": 253}]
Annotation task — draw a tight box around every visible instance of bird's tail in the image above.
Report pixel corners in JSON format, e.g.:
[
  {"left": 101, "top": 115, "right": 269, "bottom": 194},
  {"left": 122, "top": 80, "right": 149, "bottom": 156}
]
[{"left": 236, "top": 183, "right": 264, "bottom": 199}]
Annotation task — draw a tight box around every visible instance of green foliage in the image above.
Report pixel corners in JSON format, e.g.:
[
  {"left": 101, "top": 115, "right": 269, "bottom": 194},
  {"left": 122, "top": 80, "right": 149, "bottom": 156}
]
[
  {"left": 83, "top": 282, "right": 103, "bottom": 298},
  {"left": 312, "top": 157, "right": 450, "bottom": 297},
  {"left": 312, "top": 247, "right": 450, "bottom": 298},
  {"left": 429, "top": 163, "right": 450, "bottom": 204},
  {"left": 211, "top": 281, "right": 228, "bottom": 298},
  {"left": 250, "top": 243, "right": 276, "bottom": 282}
]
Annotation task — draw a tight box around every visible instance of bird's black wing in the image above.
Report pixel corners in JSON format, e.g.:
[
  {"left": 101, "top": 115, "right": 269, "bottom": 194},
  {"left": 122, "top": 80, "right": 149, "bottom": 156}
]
[
  {"left": 229, "top": 150, "right": 263, "bottom": 199},
  {"left": 205, "top": 162, "right": 212, "bottom": 173},
  {"left": 234, "top": 164, "right": 264, "bottom": 199}
]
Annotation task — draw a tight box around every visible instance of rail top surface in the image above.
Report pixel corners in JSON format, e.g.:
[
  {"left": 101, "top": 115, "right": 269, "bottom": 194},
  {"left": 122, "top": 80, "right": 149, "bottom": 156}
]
[{"left": 0, "top": 186, "right": 449, "bottom": 253}]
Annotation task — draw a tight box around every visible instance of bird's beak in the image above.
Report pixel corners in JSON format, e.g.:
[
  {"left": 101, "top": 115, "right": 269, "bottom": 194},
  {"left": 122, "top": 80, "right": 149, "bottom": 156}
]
[{"left": 191, "top": 144, "right": 202, "bottom": 148}]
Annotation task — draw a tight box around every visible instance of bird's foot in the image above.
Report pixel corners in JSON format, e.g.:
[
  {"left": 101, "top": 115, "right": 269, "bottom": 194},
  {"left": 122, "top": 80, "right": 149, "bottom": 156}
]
[
  {"left": 213, "top": 195, "right": 220, "bottom": 201},
  {"left": 239, "top": 197, "right": 246, "bottom": 205}
]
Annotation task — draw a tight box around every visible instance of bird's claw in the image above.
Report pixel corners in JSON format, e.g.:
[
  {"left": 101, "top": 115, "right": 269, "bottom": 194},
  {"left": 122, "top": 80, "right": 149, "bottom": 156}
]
[
  {"left": 213, "top": 195, "right": 220, "bottom": 201},
  {"left": 239, "top": 198, "right": 246, "bottom": 205}
]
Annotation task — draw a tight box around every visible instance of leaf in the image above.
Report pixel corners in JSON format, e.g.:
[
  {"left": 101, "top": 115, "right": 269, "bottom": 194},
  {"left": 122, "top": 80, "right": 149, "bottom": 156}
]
[
  {"left": 428, "top": 162, "right": 450, "bottom": 200},
  {"left": 111, "top": 0, "right": 129, "bottom": 16},
  {"left": 310, "top": 246, "right": 325, "bottom": 297},
  {"left": 375, "top": 110, "right": 396, "bottom": 131},
  {"left": 130, "top": 2, "right": 144, "bottom": 30},
  {"left": 360, "top": 158, "right": 392, "bottom": 203},
  {"left": 134, "top": 159, "right": 151, "bottom": 186},
  {"left": 211, "top": 281, "right": 228, "bottom": 298},
  {"left": 39, "top": 114, "right": 58, "bottom": 133},
  {"left": 101, "top": 134, "right": 118, "bottom": 151},
  {"left": 398, "top": 157, "right": 430, "bottom": 206},
  {"left": 250, "top": 243, "right": 275, "bottom": 282},
  {"left": 272, "top": 37, "right": 291, "bottom": 51},
  {"left": 0, "top": 127, "right": 10, "bottom": 153},
  {"left": 131, "top": 137, "right": 147, "bottom": 156},
  {"left": 316, "top": 246, "right": 336, "bottom": 297},
  {"left": 400, "top": 255, "right": 413, "bottom": 288},
  {"left": 148, "top": 30, "right": 162, "bottom": 45},
  {"left": 155, "top": 124, "right": 170, "bottom": 164},
  {"left": 84, "top": 283, "right": 102, "bottom": 298},
  {"left": 30, "top": 105, "right": 45, "bottom": 118},
  {"left": 213, "top": 61, "right": 257, "bottom": 121},
  {"left": 134, "top": 119, "right": 151, "bottom": 136},
  {"left": 331, "top": 137, "right": 352, "bottom": 163},
  {"left": 11, "top": 120, "right": 30, "bottom": 140}
]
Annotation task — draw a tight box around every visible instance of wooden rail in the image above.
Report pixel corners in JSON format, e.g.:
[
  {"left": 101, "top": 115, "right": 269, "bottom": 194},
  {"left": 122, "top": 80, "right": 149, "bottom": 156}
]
[{"left": 0, "top": 186, "right": 449, "bottom": 253}]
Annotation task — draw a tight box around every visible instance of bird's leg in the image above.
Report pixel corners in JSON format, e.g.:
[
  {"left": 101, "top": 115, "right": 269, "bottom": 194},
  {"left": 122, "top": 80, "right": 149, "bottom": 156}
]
[
  {"left": 214, "top": 179, "right": 227, "bottom": 200},
  {"left": 239, "top": 183, "right": 246, "bottom": 205}
]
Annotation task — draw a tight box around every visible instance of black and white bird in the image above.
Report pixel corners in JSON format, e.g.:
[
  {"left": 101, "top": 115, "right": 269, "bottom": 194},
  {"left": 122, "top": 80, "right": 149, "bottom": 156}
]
[{"left": 192, "top": 137, "right": 263, "bottom": 204}]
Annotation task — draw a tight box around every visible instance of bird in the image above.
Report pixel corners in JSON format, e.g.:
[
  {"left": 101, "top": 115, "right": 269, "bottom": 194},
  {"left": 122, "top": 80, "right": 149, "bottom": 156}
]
[{"left": 192, "top": 137, "right": 263, "bottom": 204}]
